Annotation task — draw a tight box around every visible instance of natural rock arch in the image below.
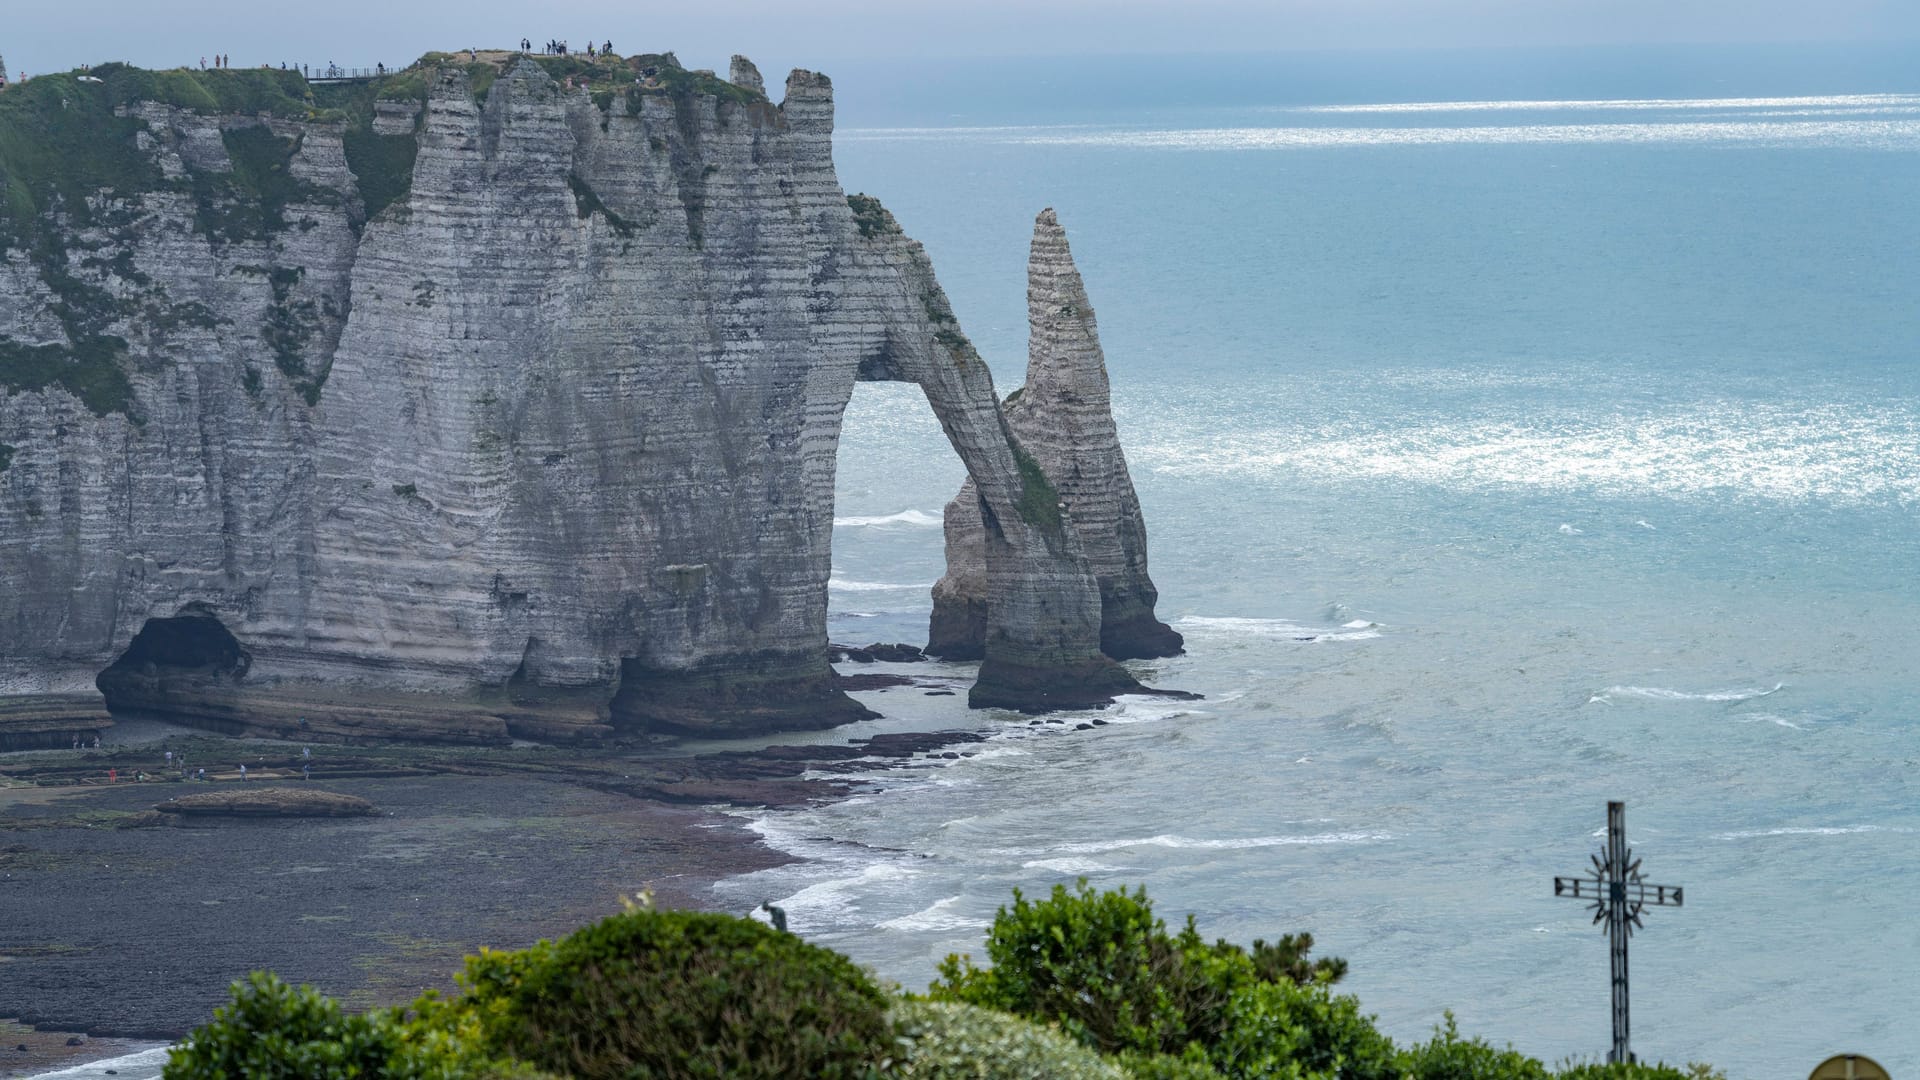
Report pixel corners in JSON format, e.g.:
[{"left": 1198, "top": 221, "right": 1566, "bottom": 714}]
[{"left": 0, "top": 57, "right": 1173, "bottom": 743}]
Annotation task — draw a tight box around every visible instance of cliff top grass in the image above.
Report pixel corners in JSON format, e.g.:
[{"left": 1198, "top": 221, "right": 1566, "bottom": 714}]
[{"left": 0, "top": 51, "right": 766, "bottom": 224}]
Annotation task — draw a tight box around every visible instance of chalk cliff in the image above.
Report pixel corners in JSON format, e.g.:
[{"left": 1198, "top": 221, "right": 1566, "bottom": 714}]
[
  {"left": 930, "top": 210, "right": 1182, "bottom": 666},
  {"left": 0, "top": 54, "right": 1170, "bottom": 742}
]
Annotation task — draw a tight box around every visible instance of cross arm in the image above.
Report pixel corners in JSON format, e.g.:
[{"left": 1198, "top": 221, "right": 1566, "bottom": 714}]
[{"left": 1553, "top": 877, "right": 1684, "bottom": 906}]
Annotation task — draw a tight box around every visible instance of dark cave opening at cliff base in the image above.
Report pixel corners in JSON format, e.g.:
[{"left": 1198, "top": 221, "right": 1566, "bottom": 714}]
[
  {"left": 830, "top": 383, "right": 969, "bottom": 652},
  {"left": 95, "top": 614, "right": 252, "bottom": 717}
]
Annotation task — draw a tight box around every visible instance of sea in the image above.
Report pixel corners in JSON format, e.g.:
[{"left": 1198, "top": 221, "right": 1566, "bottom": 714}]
[
  {"left": 32, "top": 44, "right": 1920, "bottom": 1080},
  {"left": 697, "top": 45, "right": 1920, "bottom": 1079}
]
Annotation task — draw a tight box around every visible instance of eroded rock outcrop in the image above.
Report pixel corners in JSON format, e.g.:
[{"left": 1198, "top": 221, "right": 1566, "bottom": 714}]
[
  {"left": 0, "top": 56, "right": 1159, "bottom": 741},
  {"left": 930, "top": 209, "right": 1183, "bottom": 664}
]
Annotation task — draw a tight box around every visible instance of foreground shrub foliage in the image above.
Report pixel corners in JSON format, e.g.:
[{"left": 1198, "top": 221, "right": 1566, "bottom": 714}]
[
  {"left": 166, "top": 884, "right": 1724, "bottom": 1080},
  {"left": 459, "top": 906, "right": 894, "bottom": 1079},
  {"left": 889, "top": 998, "right": 1130, "bottom": 1079},
  {"left": 928, "top": 879, "right": 1386, "bottom": 1077},
  {"left": 162, "top": 971, "right": 501, "bottom": 1080}
]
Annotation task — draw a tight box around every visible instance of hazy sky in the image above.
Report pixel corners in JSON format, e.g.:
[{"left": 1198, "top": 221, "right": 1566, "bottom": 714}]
[{"left": 4, "top": 1, "right": 1916, "bottom": 81}]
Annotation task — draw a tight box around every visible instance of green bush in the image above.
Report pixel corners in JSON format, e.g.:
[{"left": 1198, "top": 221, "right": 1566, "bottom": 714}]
[
  {"left": 1118, "top": 1048, "right": 1231, "bottom": 1079},
  {"left": 1250, "top": 934, "right": 1347, "bottom": 987},
  {"left": 1396, "top": 1014, "right": 1549, "bottom": 1080},
  {"left": 162, "top": 971, "right": 499, "bottom": 1079},
  {"left": 459, "top": 907, "right": 894, "bottom": 1079},
  {"left": 930, "top": 880, "right": 1370, "bottom": 1079},
  {"left": 1208, "top": 979, "right": 1398, "bottom": 1080},
  {"left": 889, "top": 998, "right": 1130, "bottom": 1079},
  {"left": 931, "top": 881, "right": 1207, "bottom": 1056}
]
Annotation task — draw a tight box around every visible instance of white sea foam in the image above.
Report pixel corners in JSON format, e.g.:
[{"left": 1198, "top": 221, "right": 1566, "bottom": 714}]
[
  {"left": 1558, "top": 523, "right": 1583, "bottom": 535},
  {"left": 834, "top": 509, "right": 943, "bottom": 528},
  {"left": 1048, "top": 832, "right": 1391, "bottom": 854},
  {"left": 772, "top": 861, "right": 922, "bottom": 921},
  {"left": 1022, "top": 857, "right": 1129, "bottom": 874},
  {"left": 1592, "top": 683, "right": 1784, "bottom": 704},
  {"left": 828, "top": 577, "right": 934, "bottom": 592},
  {"left": 1098, "top": 695, "right": 1206, "bottom": 725},
  {"left": 877, "top": 895, "right": 991, "bottom": 932},
  {"left": 1176, "top": 615, "right": 1383, "bottom": 642},
  {"left": 963, "top": 744, "right": 1033, "bottom": 762},
  {"left": 1714, "top": 824, "right": 1911, "bottom": 840},
  {"left": 20, "top": 1047, "right": 171, "bottom": 1080},
  {"left": 1735, "top": 713, "right": 1806, "bottom": 730}
]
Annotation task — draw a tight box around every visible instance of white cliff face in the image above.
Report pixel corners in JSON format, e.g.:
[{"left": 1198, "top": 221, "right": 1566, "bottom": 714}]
[
  {"left": 930, "top": 209, "right": 1183, "bottom": 664},
  {"left": 0, "top": 58, "right": 1154, "bottom": 741}
]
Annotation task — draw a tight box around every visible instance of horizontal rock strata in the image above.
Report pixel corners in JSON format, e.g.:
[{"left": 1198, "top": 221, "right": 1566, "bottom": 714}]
[
  {"left": 0, "top": 56, "right": 1164, "bottom": 741},
  {"left": 931, "top": 209, "right": 1183, "bottom": 669}
]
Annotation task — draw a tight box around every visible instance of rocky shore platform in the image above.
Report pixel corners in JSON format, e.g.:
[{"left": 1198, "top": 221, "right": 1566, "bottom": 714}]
[{"left": 0, "top": 716, "right": 990, "bottom": 1043}]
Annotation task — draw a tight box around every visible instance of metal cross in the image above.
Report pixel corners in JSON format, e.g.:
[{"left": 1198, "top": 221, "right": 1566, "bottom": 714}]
[{"left": 1552, "top": 801, "right": 1684, "bottom": 1064}]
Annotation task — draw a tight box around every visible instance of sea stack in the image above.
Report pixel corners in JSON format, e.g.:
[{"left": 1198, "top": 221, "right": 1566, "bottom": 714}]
[{"left": 930, "top": 209, "right": 1183, "bottom": 664}]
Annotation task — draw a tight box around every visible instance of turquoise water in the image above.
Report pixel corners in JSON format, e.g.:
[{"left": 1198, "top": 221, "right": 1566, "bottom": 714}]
[{"left": 712, "top": 60, "right": 1920, "bottom": 1076}]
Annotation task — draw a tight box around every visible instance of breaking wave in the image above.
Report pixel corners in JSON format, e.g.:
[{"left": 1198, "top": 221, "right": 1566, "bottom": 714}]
[
  {"left": 1715, "top": 824, "right": 1910, "bottom": 840},
  {"left": 1590, "top": 683, "right": 1784, "bottom": 704},
  {"left": 1176, "top": 615, "right": 1383, "bottom": 642},
  {"left": 834, "top": 509, "right": 944, "bottom": 528},
  {"left": 829, "top": 577, "right": 933, "bottom": 592},
  {"left": 876, "top": 895, "right": 991, "bottom": 933},
  {"left": 1048, "top": 832, "right": 1391, "bottom": 854}
]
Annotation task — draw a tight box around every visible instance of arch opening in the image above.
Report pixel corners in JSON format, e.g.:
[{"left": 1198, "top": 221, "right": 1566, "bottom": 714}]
[{"left": 828, "top": 381, "right": 966, "bottom": 655}]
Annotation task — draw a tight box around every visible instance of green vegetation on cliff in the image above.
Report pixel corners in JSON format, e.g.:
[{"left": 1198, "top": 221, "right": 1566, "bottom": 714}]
[
  {"left": 0, "top": 64, "right": 337, "bottom": 418},
  {"left": 0, "top": 52, "right": 776, "bottom": 419},
  {"left": 1011, "top": 442, "right": 1065, "bottom": 533},
  {"left": 565, "top": 173, "right": 636, "bottom": 237},
  {"left": 0, "top": 336, "right": 135, "bottom": 418},
  {"left": 847, "top": 192, "right": 900, "bottom": 239}
]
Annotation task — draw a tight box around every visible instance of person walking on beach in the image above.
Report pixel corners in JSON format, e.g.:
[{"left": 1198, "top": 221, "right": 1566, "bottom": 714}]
[{"left": 238, "top": 764, "right": 247, "bottom": 781}]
